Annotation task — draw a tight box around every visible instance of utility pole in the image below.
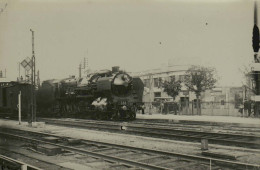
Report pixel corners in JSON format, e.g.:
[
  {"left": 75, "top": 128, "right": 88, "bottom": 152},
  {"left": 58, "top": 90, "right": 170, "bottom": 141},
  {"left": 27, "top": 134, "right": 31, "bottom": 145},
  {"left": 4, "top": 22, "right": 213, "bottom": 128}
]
[
  {"left": 79, "top": 63, "right": 82, "bottom": 78},
  {"left": 18, "top": 91, "right": 21, "bottom": 125},
  {"left": 37, "top": 70, "right": 40, "bottom": 88},
  {"left": 86, "top": 58, "right": 88, "bottom": 69},
  {"left": 83, "top": 57, "right": 86, "bottom": 69},
  {"left": 149, "top": 74, "right": 153, "bottom": 115},
  {"left": 30, "top": 29, "right": 36, "bottom": 123},
  {"left": 18, "top": 62, "right": 20, "bottom": 81},
  {"left": 79, "top": 57, "right": 88, "bottom": 78},
  {"left": 85, "top": 57, "right": 89, "bottom": 76},
  {"left": 242, "top": 86, "right": 245, "bottom": 117}
]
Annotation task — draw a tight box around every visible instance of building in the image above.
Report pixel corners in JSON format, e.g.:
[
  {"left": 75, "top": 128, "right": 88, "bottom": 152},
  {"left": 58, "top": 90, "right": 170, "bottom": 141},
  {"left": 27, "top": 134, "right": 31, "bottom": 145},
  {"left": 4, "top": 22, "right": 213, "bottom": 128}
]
[
  {"left": 130, "top": 65, "right": 197, "bottom": 114},
  {"left": 130, "top": 65, "right": 196, "bottom": 102},
  {"left": 130, "top": 65, "right": 246, "bottom": 116}
]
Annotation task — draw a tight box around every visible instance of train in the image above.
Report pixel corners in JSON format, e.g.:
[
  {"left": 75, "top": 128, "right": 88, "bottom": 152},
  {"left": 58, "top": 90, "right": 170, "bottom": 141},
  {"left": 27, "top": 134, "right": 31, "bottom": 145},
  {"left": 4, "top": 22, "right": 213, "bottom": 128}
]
[
  {"left": 37, "top": 66, "right": 144, "bottom": 120},
  {"left": 0, "top": 67, "right": 144, "bottom": 120}
]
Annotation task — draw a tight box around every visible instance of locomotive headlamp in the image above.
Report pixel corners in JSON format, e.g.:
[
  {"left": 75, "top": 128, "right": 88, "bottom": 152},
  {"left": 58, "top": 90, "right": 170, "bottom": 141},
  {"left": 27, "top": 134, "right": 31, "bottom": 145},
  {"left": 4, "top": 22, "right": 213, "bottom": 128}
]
[{"left": 122, "top": 105, "right": 127, "bottom": 110}]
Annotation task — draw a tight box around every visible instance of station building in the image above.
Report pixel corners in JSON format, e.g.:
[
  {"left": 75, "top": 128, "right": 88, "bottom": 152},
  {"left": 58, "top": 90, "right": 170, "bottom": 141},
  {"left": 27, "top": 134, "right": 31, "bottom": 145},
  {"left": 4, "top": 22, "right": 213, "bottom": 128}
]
[
  {"left": 130, "top": 65, "right": 196, "bottom": 102},
  {"left": 130, "top": 65, "right": 245, "bottom": 116}
]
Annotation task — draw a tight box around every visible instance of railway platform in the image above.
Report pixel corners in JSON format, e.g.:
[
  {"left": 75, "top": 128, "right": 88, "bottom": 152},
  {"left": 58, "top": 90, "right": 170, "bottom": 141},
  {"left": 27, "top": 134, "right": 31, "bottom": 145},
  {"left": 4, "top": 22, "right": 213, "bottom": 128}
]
[{"left": 136, "top": 113, "right": 260, "bottom": 126}]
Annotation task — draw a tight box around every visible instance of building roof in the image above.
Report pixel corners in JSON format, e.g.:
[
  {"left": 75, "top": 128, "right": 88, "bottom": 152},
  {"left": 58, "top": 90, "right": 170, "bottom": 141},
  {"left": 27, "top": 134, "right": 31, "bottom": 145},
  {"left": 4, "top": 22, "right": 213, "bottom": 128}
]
[
  {"left": 130, "top": 65, "right": 191, "bottom": 77},
  {"left": 0, "top": 77, "right": 12, "bottom": 83}
]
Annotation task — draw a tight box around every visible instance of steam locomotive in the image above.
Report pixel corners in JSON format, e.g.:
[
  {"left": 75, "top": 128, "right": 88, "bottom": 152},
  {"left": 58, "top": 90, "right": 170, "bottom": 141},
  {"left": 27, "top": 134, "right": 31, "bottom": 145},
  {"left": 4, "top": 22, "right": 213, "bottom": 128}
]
[{"left": 37, "top": 67, "right": 144, "bottom": 120}]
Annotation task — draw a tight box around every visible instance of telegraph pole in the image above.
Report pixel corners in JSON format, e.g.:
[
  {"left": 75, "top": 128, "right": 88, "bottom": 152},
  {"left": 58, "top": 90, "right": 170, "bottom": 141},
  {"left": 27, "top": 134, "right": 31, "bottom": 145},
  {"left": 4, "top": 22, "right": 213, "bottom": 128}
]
[
  {"left": 85, "top": 57, "right": 89, "bottom": 76},
  {"left": 83, "top": 57, "right": 86, "bottom": 69},
  {"left": 37, "top": 70, "right": 40, "bottom": 88},
  {"left": 79, "top": 63, "right": 82, "bottom": 78},
  {"left": 18, "top": 62, "right": 20, "bottom": 81},
  {"left": 149, "top": 74, "right": 153, "bottom": 115},
  {"left": 79, "top": 57, "right": 88, "bottom": 78}
]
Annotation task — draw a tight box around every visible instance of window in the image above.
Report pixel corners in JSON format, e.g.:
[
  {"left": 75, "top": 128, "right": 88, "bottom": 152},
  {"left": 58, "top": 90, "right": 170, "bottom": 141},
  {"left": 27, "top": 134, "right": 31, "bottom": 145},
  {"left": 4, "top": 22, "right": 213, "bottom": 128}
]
[
  {"left": 154, "top": 78, "right": 159, "bottom": 87},
  {"left": 143, "top": 79, "right": 150, "bottom": 88},
  {"left": 153, "top": 78, "right": 159, "bottom": 87},
  {"left": 154, "top": 92, "right": 161, "bottom": 97},
  {"left": 179, "top": 75, "right": 185, "bottom": 82},
  {"left": 170, "top": 76, "right": 175, "bottom": 82},
  {"left": 221, "top": 100, "right": 225, "bottom": 105}
]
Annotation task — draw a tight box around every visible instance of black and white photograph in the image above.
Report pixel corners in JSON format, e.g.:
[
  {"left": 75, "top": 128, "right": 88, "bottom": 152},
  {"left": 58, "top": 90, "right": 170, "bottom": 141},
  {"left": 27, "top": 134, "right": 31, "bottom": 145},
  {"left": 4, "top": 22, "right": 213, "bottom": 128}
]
[{"left": 0, "top": 0, "right": 260, "bottom": 169}]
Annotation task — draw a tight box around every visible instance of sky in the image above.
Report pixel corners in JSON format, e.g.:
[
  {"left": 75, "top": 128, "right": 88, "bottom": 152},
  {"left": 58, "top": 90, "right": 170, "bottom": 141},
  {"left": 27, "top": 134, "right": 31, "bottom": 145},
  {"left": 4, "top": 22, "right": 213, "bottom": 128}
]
[{"left": 0, "top": 0, "right": 257, "bottom": 86}]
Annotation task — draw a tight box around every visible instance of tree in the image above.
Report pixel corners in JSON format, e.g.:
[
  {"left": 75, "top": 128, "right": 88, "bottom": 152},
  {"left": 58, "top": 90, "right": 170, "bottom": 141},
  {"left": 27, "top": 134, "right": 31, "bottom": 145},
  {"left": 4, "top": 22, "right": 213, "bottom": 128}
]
[
  {"left": 184, "top": 65, "right": 217, "bottom": 115},
  {"left": 159, "top": 78, "right": 182, "bottom": 114},
  {"left": 160, "top": 78, "right": 182, "bottom": 100}
]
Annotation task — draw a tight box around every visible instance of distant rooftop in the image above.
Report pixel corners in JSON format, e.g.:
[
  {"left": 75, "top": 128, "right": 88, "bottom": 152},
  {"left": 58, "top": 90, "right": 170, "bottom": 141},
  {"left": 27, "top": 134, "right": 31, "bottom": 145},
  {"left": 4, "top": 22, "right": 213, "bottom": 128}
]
[
  {"left": 129, "top": 65, "right": 191, "bottom": 77},
  {"left": 0, "top": 77, "right": 12, "bottom": 83}
]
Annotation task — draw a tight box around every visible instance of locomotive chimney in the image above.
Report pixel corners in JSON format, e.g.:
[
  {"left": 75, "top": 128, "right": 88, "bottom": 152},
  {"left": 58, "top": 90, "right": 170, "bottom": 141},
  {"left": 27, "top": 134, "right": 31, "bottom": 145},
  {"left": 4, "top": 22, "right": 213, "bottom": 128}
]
[{"left": 112, "top": 66, "right": 120, "bottom": 73}]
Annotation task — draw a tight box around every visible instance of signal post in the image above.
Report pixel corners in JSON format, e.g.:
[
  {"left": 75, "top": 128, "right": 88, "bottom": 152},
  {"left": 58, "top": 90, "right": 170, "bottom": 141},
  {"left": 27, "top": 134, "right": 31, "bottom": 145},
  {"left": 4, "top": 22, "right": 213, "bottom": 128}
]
[{"left": 251, "top": 2, "right": 260, "bottom": 117}]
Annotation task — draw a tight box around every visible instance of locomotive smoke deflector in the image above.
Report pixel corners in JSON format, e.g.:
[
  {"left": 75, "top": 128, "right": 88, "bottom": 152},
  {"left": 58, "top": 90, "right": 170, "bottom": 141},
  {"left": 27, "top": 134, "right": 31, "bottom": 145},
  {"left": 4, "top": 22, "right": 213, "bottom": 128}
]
[{"left": 111, "top": 73, "right": 133, "bottom": 97}]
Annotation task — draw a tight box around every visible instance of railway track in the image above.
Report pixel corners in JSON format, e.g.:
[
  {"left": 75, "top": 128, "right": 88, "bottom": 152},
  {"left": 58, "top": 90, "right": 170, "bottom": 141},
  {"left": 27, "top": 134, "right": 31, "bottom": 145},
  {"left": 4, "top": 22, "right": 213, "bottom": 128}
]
[
  {"left": 2, "top": 113, "right": 260, "bottom": 135},
  {"left": 135, "top": 118, "right": 260, "bottom": 129},
  {"left": 0, "top": 154, "right": 43, "bottom": 170},
  {"left": 0, "top": 150, "right": 68, "bottom": 170},
  {"left": 40, "top": 118, "right": 260, "bottom": 149},
  {"left": 134, "top": 119, "right": 260, "bottom": 135},
  {"left": 1, "top": 127, "right": 259, "bottom": 170}
]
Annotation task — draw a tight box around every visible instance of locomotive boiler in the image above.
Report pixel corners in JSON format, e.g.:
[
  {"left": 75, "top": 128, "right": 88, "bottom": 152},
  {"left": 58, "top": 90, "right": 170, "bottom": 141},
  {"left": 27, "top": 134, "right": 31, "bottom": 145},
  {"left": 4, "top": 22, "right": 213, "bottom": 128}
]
[{"left": 37, "top": 67, "right": 144, "bottom": 120}]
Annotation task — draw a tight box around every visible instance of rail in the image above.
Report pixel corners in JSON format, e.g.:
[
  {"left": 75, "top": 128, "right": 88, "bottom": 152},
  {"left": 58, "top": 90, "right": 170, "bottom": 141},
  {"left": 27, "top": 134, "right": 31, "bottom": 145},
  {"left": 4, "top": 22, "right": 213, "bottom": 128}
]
[
  {"left": 0, "top": 154, "right": 42, "bottom": 170},
  {"left": 41, "top": 118, "right": 260, "bottom": 149},
  {"left": 1, "top": 127, "right": 260, "bottom": 169}
]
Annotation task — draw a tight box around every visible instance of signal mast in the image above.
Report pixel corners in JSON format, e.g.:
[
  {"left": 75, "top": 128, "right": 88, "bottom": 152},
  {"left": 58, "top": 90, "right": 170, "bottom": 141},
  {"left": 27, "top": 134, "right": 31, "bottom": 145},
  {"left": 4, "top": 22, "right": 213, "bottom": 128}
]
[{"left": 252, "top": 1, "right": 260, "bottom": 117}]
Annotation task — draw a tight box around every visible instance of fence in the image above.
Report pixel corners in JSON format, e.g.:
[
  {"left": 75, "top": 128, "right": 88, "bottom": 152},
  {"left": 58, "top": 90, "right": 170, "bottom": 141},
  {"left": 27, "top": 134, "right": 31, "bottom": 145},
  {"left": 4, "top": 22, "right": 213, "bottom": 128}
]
[
  {"left": 142, "top": 101, "right": 241, "bottom": 117},
  {"left": 200, "top": 101, "right": 240, "bottom": 116}
]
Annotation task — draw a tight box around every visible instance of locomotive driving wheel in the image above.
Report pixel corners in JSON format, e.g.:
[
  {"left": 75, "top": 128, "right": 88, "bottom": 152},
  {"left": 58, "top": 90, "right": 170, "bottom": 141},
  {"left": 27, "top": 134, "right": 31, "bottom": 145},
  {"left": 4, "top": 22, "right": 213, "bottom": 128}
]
[
  {"left": 129, "top": 106, "right": 137, "bottom": 120},
  {"left": 128, "top": 110, "right": 136, "bottom": 120},
  {"left": 111, "top": 110, "right": 120, "bottom": 120}
]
